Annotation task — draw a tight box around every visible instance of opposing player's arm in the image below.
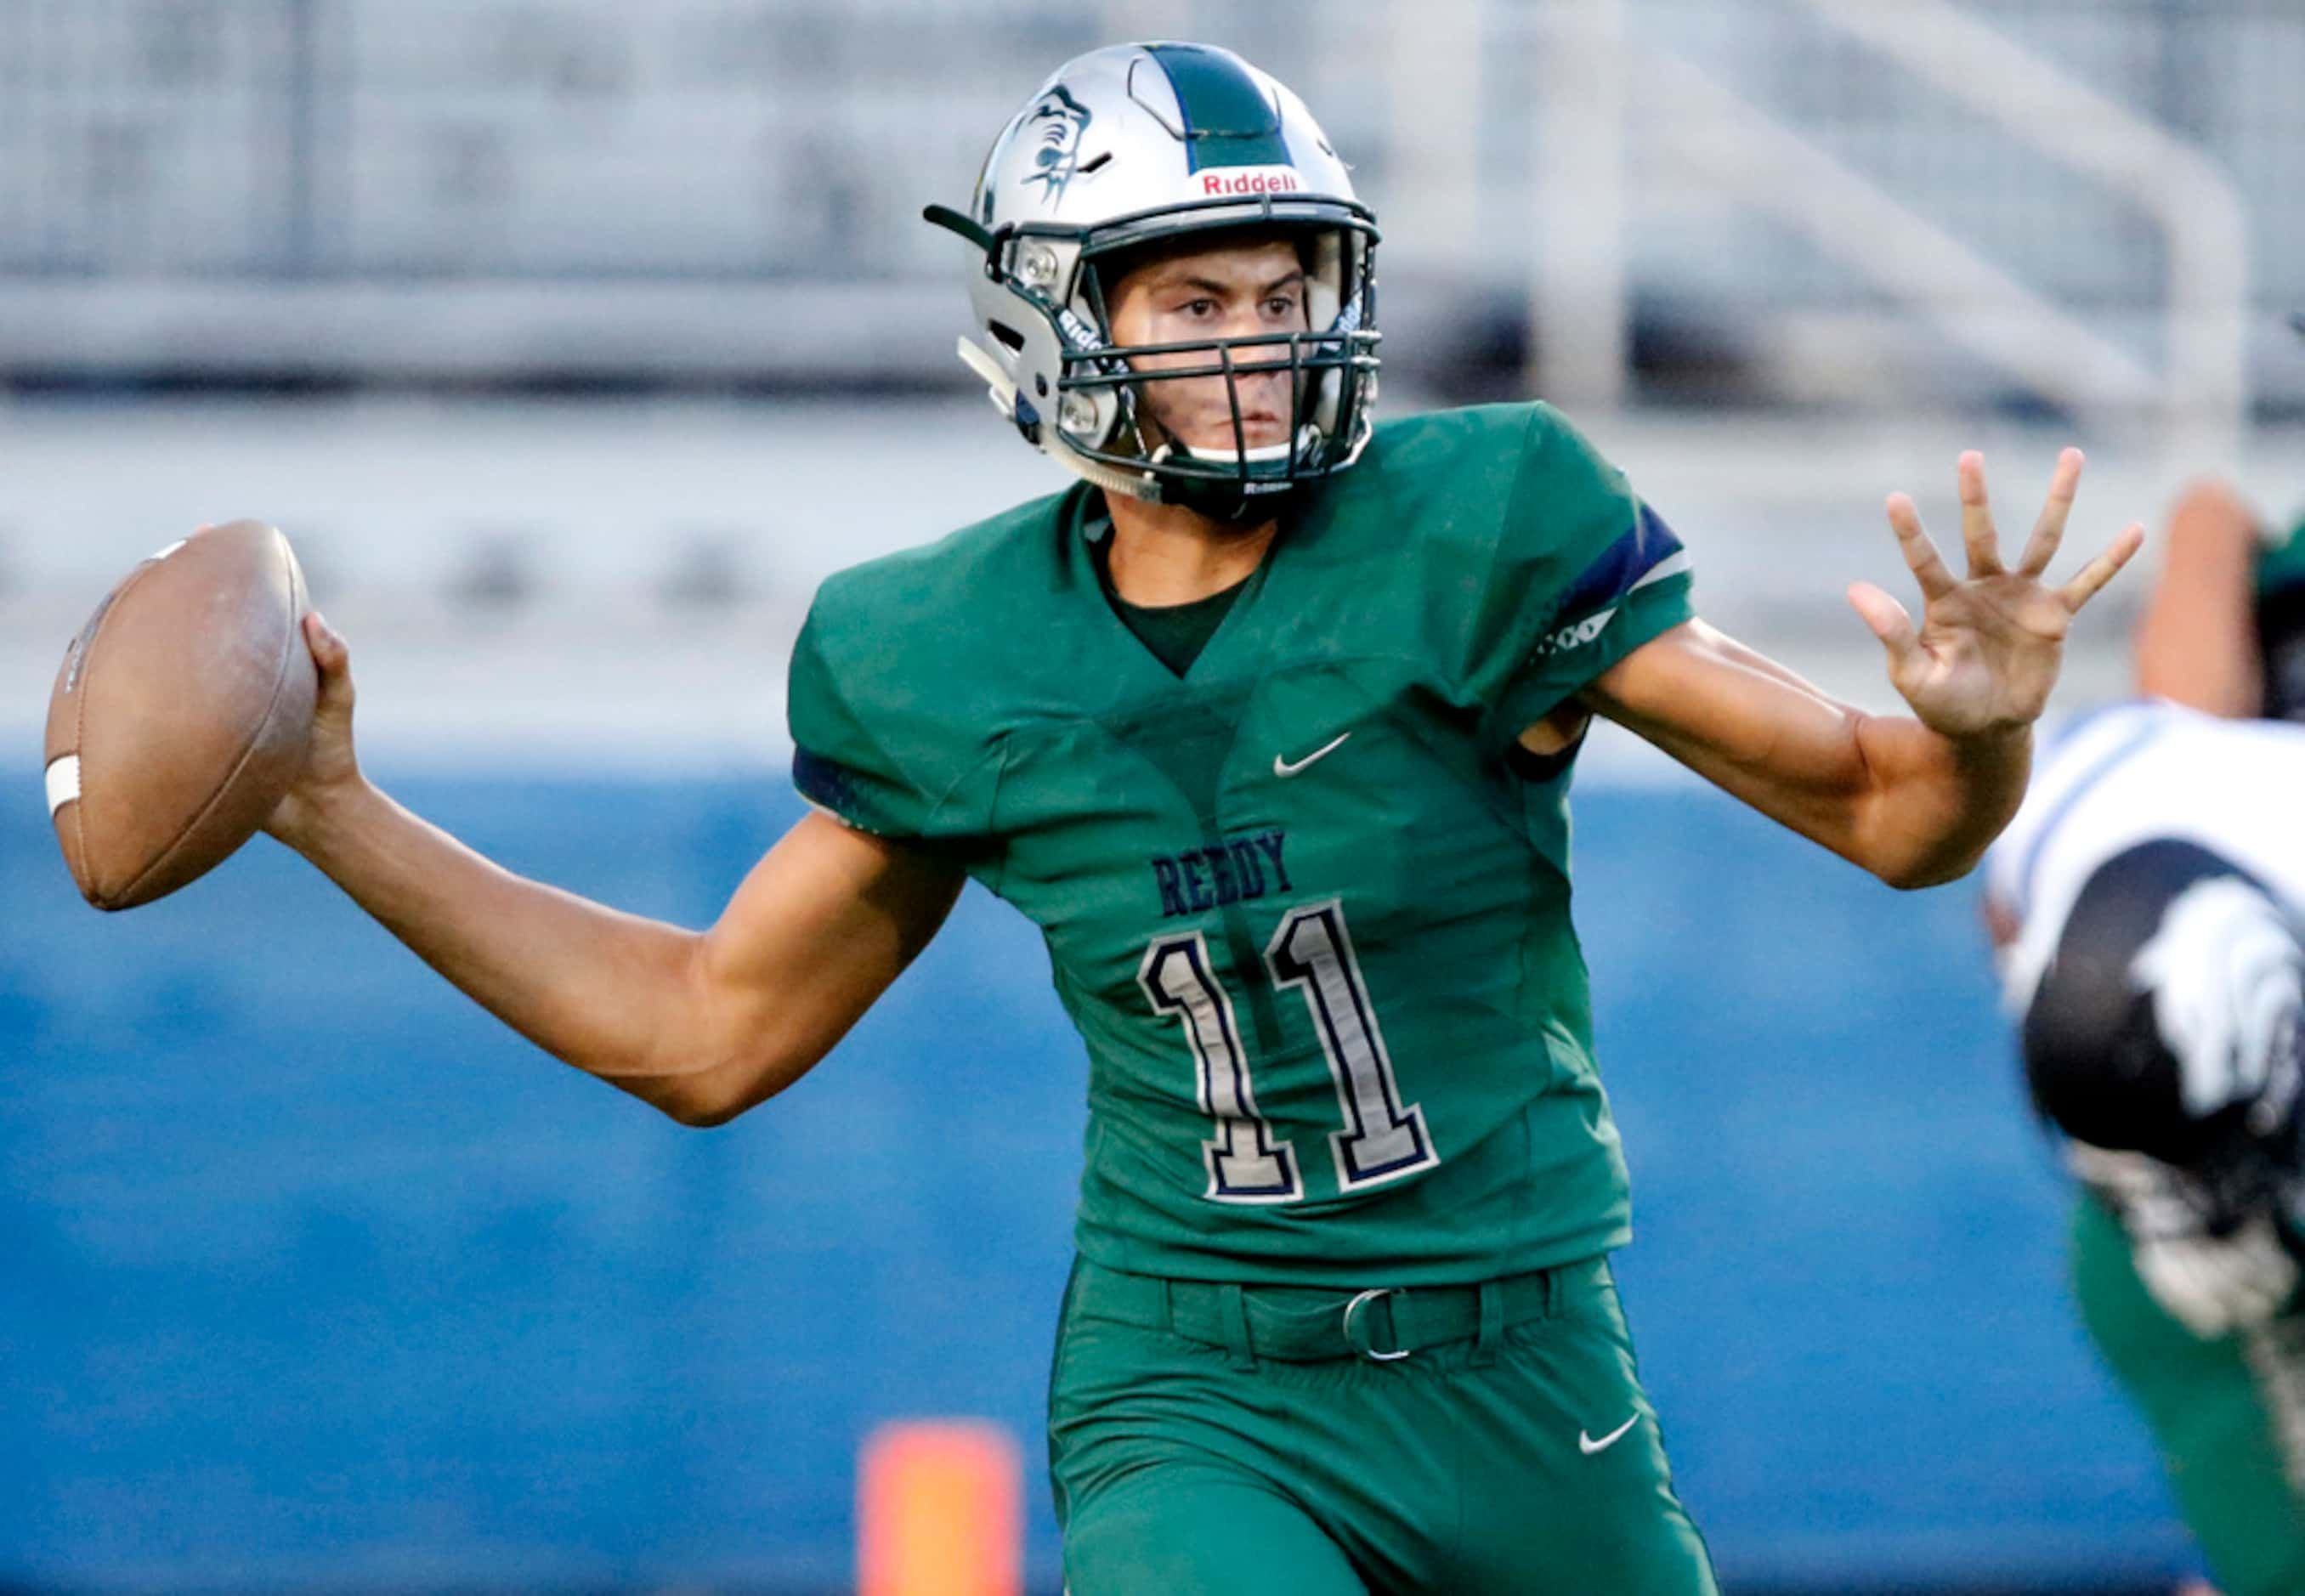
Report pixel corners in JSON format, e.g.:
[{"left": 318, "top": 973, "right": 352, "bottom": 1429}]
[
  {"left": 2134, "top": 477, "right": 2263, "bottom": 716},
  {"left": 265, "top": 615, "right": 965, "bottom": 1127},
  {"left": 1573, "top": 450, "right": 2142, "bottom": 890}
]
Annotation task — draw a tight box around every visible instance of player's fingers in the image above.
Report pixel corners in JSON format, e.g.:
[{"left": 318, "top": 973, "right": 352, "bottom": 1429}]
[
  {"left": 2016, "top": 446, "right": 2085, "bottom": 576},
  {"left": 1848, "top": 580, "right": 1920, "bottom": 671},
  {"left": 1886, "top": 492, "right": 1958, "bottom": 600},
  {"left": 2058, "top": 523, "right": 2146, "bottom": 613},
  {"left": 1957, "top": 450, "right": 2004, "bottom": 575},
  {"left": 304, "top": 612, "right": 354, "bottom": 692}
]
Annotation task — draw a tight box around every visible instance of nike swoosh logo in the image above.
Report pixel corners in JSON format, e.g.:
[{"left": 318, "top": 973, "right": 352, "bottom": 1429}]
[
  {"left": 1579, "top": 1414, "right": 1639, "bottom": 1455},
  {"left": 1274, "top": 732, "right": 1351, "bottom": 778}
]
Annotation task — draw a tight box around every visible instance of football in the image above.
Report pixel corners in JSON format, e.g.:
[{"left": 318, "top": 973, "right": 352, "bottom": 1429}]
[{"left": 43, "top": 520, "right": 319, "bottom": 911}]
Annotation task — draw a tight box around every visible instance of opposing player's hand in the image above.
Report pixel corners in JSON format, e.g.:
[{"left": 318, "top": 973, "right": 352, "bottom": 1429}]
[
  {"left": 263, "top": 612, "right": 363, "bottom": 851},
  {"left": 1847, "top": 450, "right": 2144, "bottom": 739}
]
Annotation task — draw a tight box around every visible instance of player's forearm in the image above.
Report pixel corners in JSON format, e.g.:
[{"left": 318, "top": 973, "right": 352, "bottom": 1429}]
[
  {"left": 2134, "top": 479, "right": 2261, "bottom": 716},
  {"left": 1586, "top": 625, "right": 2028, "bottom": 889},
  {"left": 278, "top": 777, "right": 728, "bottom": 1120},
  {"left": 1623, "top": 693, "right": 2022, "bottom": 889},
  {"left": 1844, "top": 713, "right": 2030, "bottom": 890}
]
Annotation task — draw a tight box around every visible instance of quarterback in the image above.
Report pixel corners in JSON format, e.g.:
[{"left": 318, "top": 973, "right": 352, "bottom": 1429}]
[{"left": 262, "top": 43, "right": 2140, "bottom": 1593}]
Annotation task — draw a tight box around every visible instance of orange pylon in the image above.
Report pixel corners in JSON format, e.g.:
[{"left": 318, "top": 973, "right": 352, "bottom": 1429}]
[{"left": 858, "top": 1418, "right": 1023, "bottom": 1596}]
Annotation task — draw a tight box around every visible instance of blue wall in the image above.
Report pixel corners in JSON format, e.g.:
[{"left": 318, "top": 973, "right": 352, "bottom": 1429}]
[{"left": 0, "top": 768, "right": 2189, "bottom": 1592}]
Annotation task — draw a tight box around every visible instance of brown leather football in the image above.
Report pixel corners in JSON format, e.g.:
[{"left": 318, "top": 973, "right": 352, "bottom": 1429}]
[{"left": 44, "top": 520, "right": 318, "bottom": 910}]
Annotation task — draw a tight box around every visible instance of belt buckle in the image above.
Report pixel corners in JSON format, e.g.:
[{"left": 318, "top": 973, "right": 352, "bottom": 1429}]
[{"left": 1342, "top": 1288, "right": 1411, "bottom": 1362}]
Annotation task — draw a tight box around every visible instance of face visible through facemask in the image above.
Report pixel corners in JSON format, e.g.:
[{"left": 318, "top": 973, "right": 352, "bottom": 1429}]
[{"left": 1102, "top": 233, "right": 1311, "bottom": 461}]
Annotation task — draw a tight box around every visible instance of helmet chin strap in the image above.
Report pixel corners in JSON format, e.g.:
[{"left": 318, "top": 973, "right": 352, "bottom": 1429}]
[
  {"left": 1152, "top": 439, "right": 1294, "bottom": 467},
  {"left": 1057, "top": 449, "right": 1164, "bottom": 505},
  {"left": 1138, "top": 423, "right": 1323, "bottom": 523},
  {"left": 1152, "top": 424, "right": 1322, "bottom": 467}
]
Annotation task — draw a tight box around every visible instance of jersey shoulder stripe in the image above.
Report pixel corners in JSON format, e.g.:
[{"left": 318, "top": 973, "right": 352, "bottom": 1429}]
[{"left": 1553, "top": 505, "right": 1687, "bottom": 628}]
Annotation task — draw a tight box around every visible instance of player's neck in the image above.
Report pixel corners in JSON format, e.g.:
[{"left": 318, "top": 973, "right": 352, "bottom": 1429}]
[{"left": 1103, "top": 493, "right": 1278, "bottom": 608}]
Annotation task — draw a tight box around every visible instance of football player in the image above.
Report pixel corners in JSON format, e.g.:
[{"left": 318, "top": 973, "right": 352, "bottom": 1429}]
[
  {"left": 263, "top": 43, "right": 2139, "bottom": 1593},
  {"left": 1980, "top": 495, "right": 2305, "bottom": 1596},
  {"left": 2134, "top": 477, "right": 2305, "bottom": 722}
]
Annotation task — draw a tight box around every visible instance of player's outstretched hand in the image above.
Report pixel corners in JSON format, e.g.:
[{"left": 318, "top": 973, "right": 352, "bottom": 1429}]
[
  {"left": 263, "top": 612, "right": 363, "bottom": 851},
  {"left": 1847, "top": 449, "right": 2144, "bottom": 739}
]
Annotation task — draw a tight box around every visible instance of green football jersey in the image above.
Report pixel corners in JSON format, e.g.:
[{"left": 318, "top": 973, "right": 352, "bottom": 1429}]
[{"left": 788, "top": 402, "right": 1694, "bottom": 1287}]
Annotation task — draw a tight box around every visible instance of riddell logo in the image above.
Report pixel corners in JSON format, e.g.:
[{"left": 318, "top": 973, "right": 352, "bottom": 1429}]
[{"left": 1202, "top": 168, "right": 1300, "bottom": 197}]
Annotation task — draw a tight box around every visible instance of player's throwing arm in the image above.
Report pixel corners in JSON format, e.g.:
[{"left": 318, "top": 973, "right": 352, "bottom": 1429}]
[
  {"left": 39, "top": 519, "right": 947, "bottom": 1123},
  {"left": 253, "top": 616, "right": 966, "bottom": 1125}
]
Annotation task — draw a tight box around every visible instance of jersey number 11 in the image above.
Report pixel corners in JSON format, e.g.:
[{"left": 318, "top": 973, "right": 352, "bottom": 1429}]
[{"left": 1139, "top": 897, "right": 1440, "bottom": 1203}]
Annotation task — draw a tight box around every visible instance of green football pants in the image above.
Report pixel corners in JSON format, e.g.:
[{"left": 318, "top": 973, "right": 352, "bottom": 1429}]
[
  {"left": 1047, "top": 1254, "right": 1718, "bottom": 1594},
  {"left": 2072, "top": 1194, "right": 2305, "bottom": 1596}
]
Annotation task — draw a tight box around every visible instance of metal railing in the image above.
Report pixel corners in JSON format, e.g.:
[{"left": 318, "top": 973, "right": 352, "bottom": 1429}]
[
  {"left": 0, "top": 0, "right": 2287, "bottom": 418},
  {"left": 1802, "top": 0, "right": 2249, "bottom": 466}
]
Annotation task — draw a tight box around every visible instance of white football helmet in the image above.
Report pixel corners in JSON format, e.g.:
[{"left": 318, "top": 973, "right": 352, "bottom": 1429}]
[{"left": 926, "top": 42, "right": 1380, "bottom": 520}]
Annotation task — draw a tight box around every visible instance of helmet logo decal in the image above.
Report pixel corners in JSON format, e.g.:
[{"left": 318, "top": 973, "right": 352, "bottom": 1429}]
[{"left": 1020, "top": 86, "right": 1094, "bottom": 208}]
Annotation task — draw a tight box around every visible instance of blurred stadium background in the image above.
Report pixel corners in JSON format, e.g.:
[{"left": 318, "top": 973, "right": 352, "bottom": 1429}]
[{"left": 6, "top": 1, "right": 2305, "bottom": 1591}]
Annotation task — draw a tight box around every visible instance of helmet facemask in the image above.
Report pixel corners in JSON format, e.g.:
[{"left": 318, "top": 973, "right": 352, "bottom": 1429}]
[{"left": 1064, "top": 224, "right": 1379, "bottom": 522}]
